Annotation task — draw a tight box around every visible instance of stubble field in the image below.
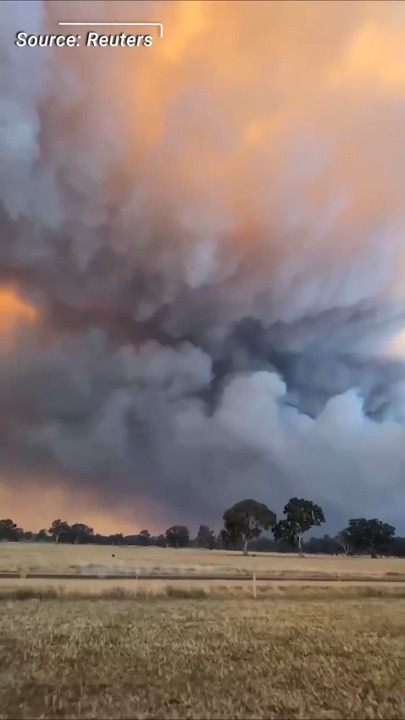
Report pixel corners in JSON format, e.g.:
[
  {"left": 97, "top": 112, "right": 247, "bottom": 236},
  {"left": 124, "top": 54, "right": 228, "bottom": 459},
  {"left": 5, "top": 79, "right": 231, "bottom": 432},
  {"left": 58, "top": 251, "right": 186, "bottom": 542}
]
[
  {"left": 1, "top": 596, "right": 405, "bottom": 719},
  {"left": 1, "top": 545, "right": 405, "bottom": 718}
]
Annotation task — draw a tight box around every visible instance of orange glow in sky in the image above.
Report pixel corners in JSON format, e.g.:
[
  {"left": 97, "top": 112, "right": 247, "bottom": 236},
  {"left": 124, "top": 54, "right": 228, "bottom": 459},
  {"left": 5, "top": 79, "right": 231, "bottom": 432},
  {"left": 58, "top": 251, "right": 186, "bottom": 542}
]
[{"left": 0, "top": 287, "right": 37, "bottom": 333}]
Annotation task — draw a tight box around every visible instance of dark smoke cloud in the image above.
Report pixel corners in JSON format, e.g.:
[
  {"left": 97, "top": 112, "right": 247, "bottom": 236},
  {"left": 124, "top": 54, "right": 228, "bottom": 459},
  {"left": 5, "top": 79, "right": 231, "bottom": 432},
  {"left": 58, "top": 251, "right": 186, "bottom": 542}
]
[{"left": 2, "top": 0, "right": 405, "bottom": 530}]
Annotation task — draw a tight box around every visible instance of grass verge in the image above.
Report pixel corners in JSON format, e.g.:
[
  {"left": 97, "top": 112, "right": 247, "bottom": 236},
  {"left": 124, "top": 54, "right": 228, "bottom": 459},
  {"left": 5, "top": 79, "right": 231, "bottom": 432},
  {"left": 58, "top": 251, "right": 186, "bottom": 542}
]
[{"left": 2, "top": 582, "right": 405, "bottom": 601}]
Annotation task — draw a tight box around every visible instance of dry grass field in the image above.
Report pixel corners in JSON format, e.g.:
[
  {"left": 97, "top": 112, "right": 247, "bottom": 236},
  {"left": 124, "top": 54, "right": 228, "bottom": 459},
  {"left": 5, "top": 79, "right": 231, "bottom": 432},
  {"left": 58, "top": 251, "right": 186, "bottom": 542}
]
[
  {"left": 1, "top": 579, "right": 405, "bottom": 601},
  {"left": 2, "top": 542, "right": 405, "bottom": 579},
  {"left": 1, "top": 595, "right": 405, "bottom": 719}
]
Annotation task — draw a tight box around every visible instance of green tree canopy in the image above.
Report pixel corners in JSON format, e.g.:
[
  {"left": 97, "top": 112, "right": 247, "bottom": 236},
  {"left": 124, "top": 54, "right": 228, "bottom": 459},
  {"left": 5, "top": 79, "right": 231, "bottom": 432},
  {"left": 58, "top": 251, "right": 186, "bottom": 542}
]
[
  {"left": 339, "top": 518, "right": 395, "bottom": 557},
  {"left": 196, "top": 525, "right": 216, "bottom": 549},
  {"left": 155, "top": 534, "right": 166, "bottom": 547},
  {"left": 48, "top": 519, "right": 71, "bottom": 543},
  {"left": 272, "top": 498, "right": 325, "bottom": 556},
  {"left": 165, "top": 525, "right": 190, "bottom": 549},
  {"left": 0, "top": 519, "right": 23, "bottom": 541},
  {"left": 223, "top": 499, "right": 276, "bottom": 555},
  {"left": 70, "top": 523, "right": 94, "bottom": 544},
  {"left": 218, "top": 528, "right": 230, "bottom": 549},
  {"left": 138, "top": 529, "right": 151, "bottom": 546},
  {"left": 36, "top": 529, "right": 48, "bottom": 542}
]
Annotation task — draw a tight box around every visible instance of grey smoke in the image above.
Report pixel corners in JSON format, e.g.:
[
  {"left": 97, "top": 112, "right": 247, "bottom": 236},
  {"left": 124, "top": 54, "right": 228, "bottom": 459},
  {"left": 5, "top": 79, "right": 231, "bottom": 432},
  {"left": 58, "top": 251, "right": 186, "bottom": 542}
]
[{"left": 1, "top": 0, "right": 405, "bottom": 531}]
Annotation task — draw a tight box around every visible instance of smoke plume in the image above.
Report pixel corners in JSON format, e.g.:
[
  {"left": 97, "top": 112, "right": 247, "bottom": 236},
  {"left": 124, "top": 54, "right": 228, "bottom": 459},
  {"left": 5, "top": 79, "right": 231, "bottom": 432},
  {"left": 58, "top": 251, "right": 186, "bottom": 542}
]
[{"left": 2, "top": 0, "right": 405, "bottom": 531}]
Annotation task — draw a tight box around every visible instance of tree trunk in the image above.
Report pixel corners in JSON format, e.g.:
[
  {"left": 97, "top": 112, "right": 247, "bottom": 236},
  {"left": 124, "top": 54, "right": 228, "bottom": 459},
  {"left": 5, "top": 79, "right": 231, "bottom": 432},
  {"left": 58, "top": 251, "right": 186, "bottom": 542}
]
[
  {"left": 243, "top": 539, "right": 249, "bottom": 556},
  {"left": 298, "top": 534, "right": 304, "bottom": 557}
]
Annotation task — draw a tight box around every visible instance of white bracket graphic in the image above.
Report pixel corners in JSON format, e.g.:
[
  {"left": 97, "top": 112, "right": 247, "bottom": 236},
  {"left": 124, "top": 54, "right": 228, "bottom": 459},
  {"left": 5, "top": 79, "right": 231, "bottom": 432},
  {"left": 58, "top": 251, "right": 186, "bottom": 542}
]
[{"left": 59, "top": 22, "right": 164, "bottom": 39}]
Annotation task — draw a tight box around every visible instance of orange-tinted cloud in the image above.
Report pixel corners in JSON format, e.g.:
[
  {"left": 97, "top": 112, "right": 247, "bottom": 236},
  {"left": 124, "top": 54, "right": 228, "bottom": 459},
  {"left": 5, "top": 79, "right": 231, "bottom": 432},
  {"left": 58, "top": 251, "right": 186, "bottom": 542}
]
[
  {"left": 0, "top": 287, "right": 37, "bottom": 333},
  {"left": 96, "top": 0, "right": 405, "bottom": 315}
]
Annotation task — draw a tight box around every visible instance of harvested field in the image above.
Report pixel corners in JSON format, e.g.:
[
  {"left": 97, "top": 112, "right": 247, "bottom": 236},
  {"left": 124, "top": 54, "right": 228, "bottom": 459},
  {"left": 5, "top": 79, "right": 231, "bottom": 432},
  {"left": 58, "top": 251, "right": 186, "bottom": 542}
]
[
  {"left": 2, "top": 542, "right": 405, "bottom": 580},
  {"left": 1, "top": 596, "right": 405, "bottom": 719}
]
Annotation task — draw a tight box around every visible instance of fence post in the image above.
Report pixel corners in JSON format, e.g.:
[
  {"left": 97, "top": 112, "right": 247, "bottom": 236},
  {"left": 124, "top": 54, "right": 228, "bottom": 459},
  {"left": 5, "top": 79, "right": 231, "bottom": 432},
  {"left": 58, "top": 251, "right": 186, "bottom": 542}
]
[
  {"left": 134, "top": 570, "right": 139, "bottom": 598},
  {"left": 252, "top": 571, "right": 257, "bottom": 599}
]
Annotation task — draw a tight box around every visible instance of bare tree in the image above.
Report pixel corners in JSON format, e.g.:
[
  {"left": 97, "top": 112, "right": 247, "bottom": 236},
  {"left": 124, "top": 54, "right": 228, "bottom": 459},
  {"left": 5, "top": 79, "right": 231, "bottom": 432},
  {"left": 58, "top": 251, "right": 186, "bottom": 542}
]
[{"left": 335, "top": 531, "right": 353, "bottom": 556}]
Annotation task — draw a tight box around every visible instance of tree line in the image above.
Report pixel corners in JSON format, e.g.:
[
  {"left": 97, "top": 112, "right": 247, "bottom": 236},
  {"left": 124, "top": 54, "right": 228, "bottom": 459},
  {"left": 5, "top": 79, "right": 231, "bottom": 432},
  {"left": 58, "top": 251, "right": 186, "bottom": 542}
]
[{"left": 0, "top": 496, "right": 402, "bottom": 557}]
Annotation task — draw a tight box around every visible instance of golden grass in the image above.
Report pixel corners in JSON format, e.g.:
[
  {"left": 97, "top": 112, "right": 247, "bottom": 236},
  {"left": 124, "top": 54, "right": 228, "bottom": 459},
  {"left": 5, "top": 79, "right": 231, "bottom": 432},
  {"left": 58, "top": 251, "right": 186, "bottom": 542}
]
[
  {"left": 1, "top": 596, "right": 405, "bottom": 718},
  {"left": 2, "top": 578, "right": 405, "bottom": 601},
  {"left": 2, "top": 542, "right": 405, "bottom": 579}
]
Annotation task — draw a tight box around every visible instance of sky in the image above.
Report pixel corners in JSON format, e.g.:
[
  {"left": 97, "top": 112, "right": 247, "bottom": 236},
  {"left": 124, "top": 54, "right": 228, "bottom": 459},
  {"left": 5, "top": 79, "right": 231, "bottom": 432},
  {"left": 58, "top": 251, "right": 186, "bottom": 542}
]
[{"left": 1, "top": 0, "right": 405, "bottom": 534}]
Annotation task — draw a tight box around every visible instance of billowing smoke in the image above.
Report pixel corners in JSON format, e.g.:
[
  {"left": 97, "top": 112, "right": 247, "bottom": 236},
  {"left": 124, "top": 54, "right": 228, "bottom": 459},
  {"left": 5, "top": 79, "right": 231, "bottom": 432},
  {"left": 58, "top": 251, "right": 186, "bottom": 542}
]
[{"left": 2, "top": 0, "right": 405, "bottom": 531}]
